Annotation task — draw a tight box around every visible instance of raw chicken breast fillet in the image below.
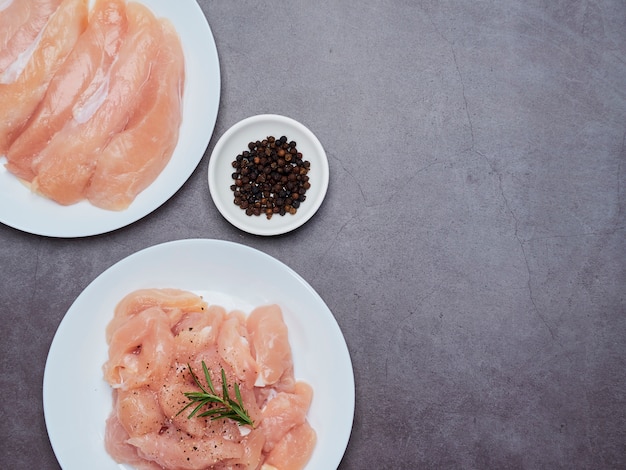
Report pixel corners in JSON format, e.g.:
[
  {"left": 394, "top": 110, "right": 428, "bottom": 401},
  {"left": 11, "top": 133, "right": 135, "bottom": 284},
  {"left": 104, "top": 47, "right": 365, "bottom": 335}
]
[
  {"left": 0, "top": 0, "right": 63, "bottom": 76},
  {"left": 31, "top": 1, "right": 162, "bottom": 205},
  {"left": 85, "top": 17, "right": 185, "bottom": 210},
  {"left": 0, "top": 0, "right": 87, "bottom": 154},
  {"left": 1, "top": 0, "right": 187, "bottom": 211},
  {"left": 6, "top": 0, "right": 128, "bottom": 181}
]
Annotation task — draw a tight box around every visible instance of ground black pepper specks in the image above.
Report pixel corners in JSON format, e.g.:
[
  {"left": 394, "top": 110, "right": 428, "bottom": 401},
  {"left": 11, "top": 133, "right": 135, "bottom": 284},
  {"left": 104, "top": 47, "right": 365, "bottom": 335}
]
[{"left": 230, "top": 136, "right": 311, "bottom": 219}]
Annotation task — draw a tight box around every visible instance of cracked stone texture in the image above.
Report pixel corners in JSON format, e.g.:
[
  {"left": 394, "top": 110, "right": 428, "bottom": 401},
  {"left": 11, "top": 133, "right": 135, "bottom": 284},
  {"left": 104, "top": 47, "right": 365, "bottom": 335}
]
[{"left": 1, "top": 0, "right": 625, "bottom": 468}]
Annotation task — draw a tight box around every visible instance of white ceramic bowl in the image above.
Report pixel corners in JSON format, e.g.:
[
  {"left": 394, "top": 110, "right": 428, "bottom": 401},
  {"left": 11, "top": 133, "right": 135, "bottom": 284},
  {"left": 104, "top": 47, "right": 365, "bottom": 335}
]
[{"left": 208, "top": 114, "right": 329, "bottom": 236}]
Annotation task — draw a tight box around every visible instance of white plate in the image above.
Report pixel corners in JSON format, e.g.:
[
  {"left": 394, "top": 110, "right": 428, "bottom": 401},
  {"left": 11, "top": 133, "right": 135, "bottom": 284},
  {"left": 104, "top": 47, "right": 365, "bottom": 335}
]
[
  {"left": 0, "top": 0, "right": 220, "bottom": 237},
  {"left": 43, "top": 239, "right": 355, "bottom": 470},
  {"left": 208, "top": 114, "right": 329, "bottom": 236}
]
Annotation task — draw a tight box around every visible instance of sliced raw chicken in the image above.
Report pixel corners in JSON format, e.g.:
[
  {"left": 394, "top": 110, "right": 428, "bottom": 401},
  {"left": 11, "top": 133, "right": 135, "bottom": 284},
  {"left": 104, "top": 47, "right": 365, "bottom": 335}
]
[
  {"left": 104, "top": 413, "right": 144, "bottom": 467},
  {"left": 259, "top": 381, "right": 313, "bottom": 452},
  {"left": 116, "top": 387, "right": 165, "bottom": 437},
  {"left": 0, "top": 1, "right": 34, "bottom": 60},
  {"left": 103, "top": 306, "right": 174, "bottom": 390},
  {"left": 247, "top": 304, "right": 294, "bottom": 387},
  {"left": 106, "top": 288, "right": 207, "bottom": 343},
  {"left": 230, "top": 429, "right": 266, "bottom": 470},
  {"left": 128, "top": 427, "right": 244, "bottom": 470},
  {"left": 30, "top": 1, "right": 162, "bottom": 205},
  {"left": 6, "top": 0, "right": 128, "bottom": 181},
  {"left": 103, "top": 293, "right": 315, "bottom": 470},
  {"left": 158, "top": 377, "right": 212, "bottom": 438},
  {"left": 186, "top": 346, "right": 265, "bottom": 428},
  {"left": 0, "top": 0, "right": 63, "bottom": 76},
  {"left": 0, "top": 1, "right": 30, "bottom": 53},
  {"left": 217, "top": 313, "right": 259, "bottom": 385},
  {"left": 265, "top": 421, "right": 317, "bottom": 470},
  {"left": 104, "top": 411, "right": 163, "bottom": 470},
  {"left": 155, "top": 355, "right": 245, "bottom": 439},
  {"left": 173, "top": 305, "right": 226, "bottom": 359},
  {"left": 85, "top": 17, "right": 185, "bottom": 210},
  {"left": 0, "top": 0, "right": 87, "bottom": 154}
]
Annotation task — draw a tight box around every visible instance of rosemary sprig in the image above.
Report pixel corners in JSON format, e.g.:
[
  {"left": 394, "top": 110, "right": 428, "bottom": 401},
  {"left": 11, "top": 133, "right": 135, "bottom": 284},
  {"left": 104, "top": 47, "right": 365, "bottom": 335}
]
[{"left": 176, "top": 361, "right": 254, "bottom": 427}]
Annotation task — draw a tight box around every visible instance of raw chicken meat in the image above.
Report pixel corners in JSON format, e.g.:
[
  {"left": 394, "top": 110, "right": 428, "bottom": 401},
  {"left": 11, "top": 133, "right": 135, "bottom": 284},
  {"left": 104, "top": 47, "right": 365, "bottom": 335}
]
[
  {"left": 103, "top": 289, "right": 317, "bottom": 469},
  {"left": 265, "top": 422, "right": 318, "bottom": 470},
  {"left": 0, "top": 0, "right": 63, "bottom": 76},
  {"left": 247, "top": 304, "right": 294, "bottom": 387},
  {"left": 31, "top": 1, "right": 162, "bottom": 205},
  {"left": 85, "top": 18, "right": 185, "bottom": 210},
  {"left": 106, "top": 287, "right": 208, "bottom": 343},
  {"left": 218, "top": 313, "right": 259, "bottom": 385},
  {"left": 2, "top": 0, "right": 186, "bottom": 211},
  {"left": 0, "top": 0, "right": 87, "bottom": 154},
  {"left": 103, "top": 306, "right": 175, "bottom": 390},
  {"left": 258, "top": 381, "right": 314, "bottom": 453},
  {"left": 6, "top": 0, "right": 128, "bottom": 181}
]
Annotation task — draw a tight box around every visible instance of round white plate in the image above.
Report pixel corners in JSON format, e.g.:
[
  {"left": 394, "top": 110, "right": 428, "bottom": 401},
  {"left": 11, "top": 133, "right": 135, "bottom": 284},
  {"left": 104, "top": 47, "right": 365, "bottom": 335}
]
[
  {"left": 208, "top": 114, "right": 329, "bottom": 236},
  {"left": 0, "top": 0, "right": 220, "bottom": 237},
  {"left": 43, "top": 239, "right": 354, "bottom": 470}
]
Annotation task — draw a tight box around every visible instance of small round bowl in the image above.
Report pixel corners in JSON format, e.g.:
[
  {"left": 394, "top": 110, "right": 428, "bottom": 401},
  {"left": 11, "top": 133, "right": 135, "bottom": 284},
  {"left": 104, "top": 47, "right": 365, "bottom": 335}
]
[{"left": 208, "top": 114, "right": 329, "bottom": 236}]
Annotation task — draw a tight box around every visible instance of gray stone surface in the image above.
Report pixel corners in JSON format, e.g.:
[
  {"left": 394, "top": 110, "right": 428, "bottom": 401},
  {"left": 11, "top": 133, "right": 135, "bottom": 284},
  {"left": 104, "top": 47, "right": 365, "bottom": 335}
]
[{"left": 1, "top": 0, "right": 625, "bottom": 468}]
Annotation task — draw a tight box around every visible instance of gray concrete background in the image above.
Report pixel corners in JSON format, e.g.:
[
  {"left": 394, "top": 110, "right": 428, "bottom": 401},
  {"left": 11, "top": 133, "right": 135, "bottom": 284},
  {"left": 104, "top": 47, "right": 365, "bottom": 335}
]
[{"left": 1, "top": 0, "right": 625, "bottom": 468}]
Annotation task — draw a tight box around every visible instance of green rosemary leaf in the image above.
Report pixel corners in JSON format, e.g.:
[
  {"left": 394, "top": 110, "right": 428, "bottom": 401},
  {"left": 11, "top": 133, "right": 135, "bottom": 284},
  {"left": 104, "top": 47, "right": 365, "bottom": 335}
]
[
  {"left": 176, "top": 361, "right": 254, "bottom": 427},
  {"left": 187, "top": 400, "right": 209, "bottom": 419},
  {"left": 202, "top": 361, "right": 217, "bottom": 395},
  {"left": 185, "top": 392, "right": 222, "bottom": 404},
  {"left": 183, "top": 392, "right": 210, "bottom": 399},
  {"left": 188, "top": 363, "right": 208, "bottom": 395},
  {"left": 175, "top": 400, "right": 197, "bottom": 417},
  {"left": 234, "top": 382, "right": 244, "bottom": 405},
  {"left": 221, "top": 368, "right": 230, "bottom": 402},
  {"left": 198, "top": 409, "right": 238, "bottom": 420}
]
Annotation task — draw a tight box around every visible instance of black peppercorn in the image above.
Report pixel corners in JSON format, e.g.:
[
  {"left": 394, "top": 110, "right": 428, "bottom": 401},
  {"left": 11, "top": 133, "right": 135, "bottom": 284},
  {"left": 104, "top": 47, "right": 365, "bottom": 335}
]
[{"left": 230, "top": 135, "right": 311, "bottom": 219}]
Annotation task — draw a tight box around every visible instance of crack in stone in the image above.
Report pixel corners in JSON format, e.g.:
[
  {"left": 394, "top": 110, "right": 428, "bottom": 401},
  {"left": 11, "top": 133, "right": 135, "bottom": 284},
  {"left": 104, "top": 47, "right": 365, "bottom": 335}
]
[
  {"left": 618, "top": 129, "right": 625, "bottom": 217},
  {"left": 384, "top": 309, "right": 416, "bottom": 381},
  {"left": 320, "top": 213, "right": 358, "bottom": 263},
  {"left": 525, "top": 227, "right": 626, "bottom": 243},
  {"left": 488, "top": 155, "right": 561, "bottom": 343},
  {"left": 384, "top": 285, "right": 441, "bottom": 381},
  {"left": 422, "top": 10, "right": 475, "bottom": 153},
  {"left": 450, "top": 46, "right": 476, "bottom": 153},
  {"left": 382, "top": 160, "right": 443, "bottom": 208},
  {"left": 329, "top": 150, "right": 367, "bottom": 205},
  {"left": 480, "top": 164, "right": 559, "bottom": 343},
  {"left": 421, "top": 5, "right": 563, "bottom": 344}
]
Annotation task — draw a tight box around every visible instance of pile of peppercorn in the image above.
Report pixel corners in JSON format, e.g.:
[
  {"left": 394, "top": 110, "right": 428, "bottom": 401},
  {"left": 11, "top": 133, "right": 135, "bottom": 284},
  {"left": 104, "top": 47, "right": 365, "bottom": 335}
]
[{"left": 230, "top": 136, "right": 311, "bottom": 219}]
